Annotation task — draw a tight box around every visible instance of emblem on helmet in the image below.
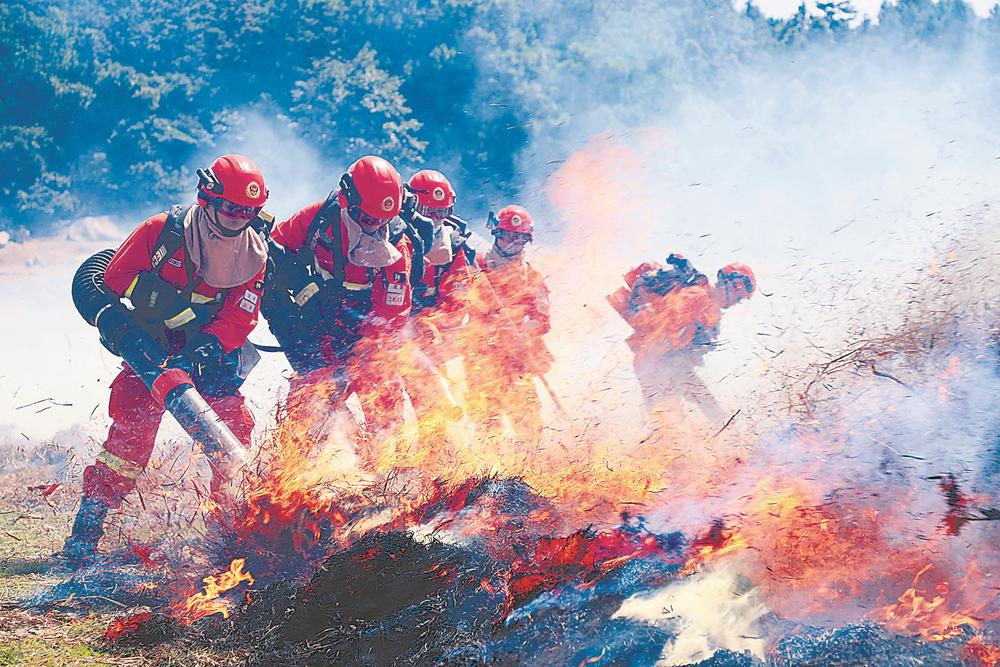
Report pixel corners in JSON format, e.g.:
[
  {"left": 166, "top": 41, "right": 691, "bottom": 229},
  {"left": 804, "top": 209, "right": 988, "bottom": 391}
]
[
  {"left": 432, "top": 186, "right": 445, "bottom": 202},
  {"left": 381, "top": 196, "right": 396, "bottom": 212},
  {"left": 246, "top": 182, "right": 260, "bottom": 199},
  {"left": 511, "top": 215, "right": 523, "bottom": 227}
]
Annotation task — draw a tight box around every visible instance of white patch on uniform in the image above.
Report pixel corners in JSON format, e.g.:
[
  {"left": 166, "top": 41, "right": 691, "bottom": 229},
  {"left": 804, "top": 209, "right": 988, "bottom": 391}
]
[
  {"left": 385, "top": 282, "right": 406, "bottom": 306},
  {"left": 152, "top": 246, "right": 167, "bottom": 266},
  {"left": 242, "top": 289, "right": 259, "bottom": 305},
  {"left": 239, "top": 297, "right": 256, "bottom": 314},
  {"left": 167, "top": 257, "right": 183, "bottom": 268}
]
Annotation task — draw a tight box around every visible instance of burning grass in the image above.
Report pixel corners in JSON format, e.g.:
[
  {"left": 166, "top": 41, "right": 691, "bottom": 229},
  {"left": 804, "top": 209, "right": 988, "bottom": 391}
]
[{"left": 5, "top": 228, "right": 1000, "bottom": 664}]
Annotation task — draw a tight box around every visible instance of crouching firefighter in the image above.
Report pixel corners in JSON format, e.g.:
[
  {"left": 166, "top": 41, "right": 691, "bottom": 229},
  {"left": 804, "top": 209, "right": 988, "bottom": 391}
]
[
  {"left": 62, "top": 155, "right": 271, "bottom": 566},
  {"left": 261, "top": 155, "right": 417, "bottom": 437},
  {"left": 607, "top": 254, "right": 756, "bottom": 423}
]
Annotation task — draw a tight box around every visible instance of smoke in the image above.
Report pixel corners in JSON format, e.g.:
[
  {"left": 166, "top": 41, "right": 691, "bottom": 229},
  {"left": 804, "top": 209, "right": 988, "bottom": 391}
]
[
  {"left": 461, "top": 1, "right": 1000, "bottom": 658},
  {"left": 614, "top": 565, "right": 769, "bottom": 665},
  {"left": 462, "top": 0, "right": 1000, "bottom": 422}
]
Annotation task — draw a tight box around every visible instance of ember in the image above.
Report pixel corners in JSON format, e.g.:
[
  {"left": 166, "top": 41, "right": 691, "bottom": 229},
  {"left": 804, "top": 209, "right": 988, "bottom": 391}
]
[{"left": 103, "top": 611, "right": 151, "bottom": 642}]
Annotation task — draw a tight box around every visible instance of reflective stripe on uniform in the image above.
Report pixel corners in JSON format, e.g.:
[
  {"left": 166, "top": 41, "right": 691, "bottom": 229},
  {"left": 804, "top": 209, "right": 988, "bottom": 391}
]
[
  {"left": 124, "top": 276, "right": 140, "bottom": 299},
  {"left": 190, "top": 292, "right": 217, "bottom": 305},
  {"left": 164, "top": 307, "right": 197, "bottom": 329},
  {"left": 315, "top": 262, "right": 372, "bottom": 291},
  {"left": 96, "top": 449, "right": 145, "bottom": 479}
]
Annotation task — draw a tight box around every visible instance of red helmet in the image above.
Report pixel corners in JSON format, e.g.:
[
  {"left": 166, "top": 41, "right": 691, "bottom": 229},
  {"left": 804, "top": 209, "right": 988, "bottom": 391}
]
[
  {"left": 197, "top": 154, "right": 268, "bottom": 212},
  {"left": 491, "top": 204, "right": 534, "bottom": 240},
  {"left": 717, "top": 262, "right": 756, "bottom": 300},
  {"left": 340, "top": 156, "right": 403, "bottom": 226},
  {"left": 408, "top": 170, "right": 456, "bottom": 217}
]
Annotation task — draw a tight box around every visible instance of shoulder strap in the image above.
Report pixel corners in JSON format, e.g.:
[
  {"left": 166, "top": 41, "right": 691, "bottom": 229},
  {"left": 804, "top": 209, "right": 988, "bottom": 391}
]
[
  {"left": 306, "top": 190, "right": 345, "bottom": 285},
  {"left": 444, "top": 215, "right": 477, "bottom": 268},
  {"left": 391, "top": 217, "right": 427, "bottom": 286},
  {"left": 149, "top": 204, "right": 202, "bottom": 302},
  {"left": 150, "top": 205, "right": 192, "bottom": 274}
]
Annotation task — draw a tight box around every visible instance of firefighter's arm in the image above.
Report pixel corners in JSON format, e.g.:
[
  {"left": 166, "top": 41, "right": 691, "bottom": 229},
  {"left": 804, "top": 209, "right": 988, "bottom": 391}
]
[
  {"left": 523, "top": 266, "right": 551, "bottom": 335},
  {"left": 607, "top": 286, "right": 634, "bottom": 322},
  {"left": 201, "top": 264, "right": 266, "bottom": 353},
  {"left": 104, "top": 214, "right": 195, "bottom": 327},
  {"left": 433, "top": 251, "right": 476, "bottom": 331},
  {"left": 103, "top": 214, "right": 164, "bottom": 295},
  {"left": 270, "top": 201, "right": 324, "bottom": 253}
]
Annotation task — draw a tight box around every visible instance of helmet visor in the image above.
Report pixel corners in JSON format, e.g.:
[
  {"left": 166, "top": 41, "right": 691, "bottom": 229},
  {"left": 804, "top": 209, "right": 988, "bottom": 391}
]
[
  {"left": 494, "top": 229, "right": 531, "bottom": 250},
  {"left": 415, "top": 202, "right": 454, "bottom": 221},
  {"left": 349, "top": 204, "right": 393, "bottom": 230},
  {"left": 215, "top": 198, "right": 262, "bottom": 221}
]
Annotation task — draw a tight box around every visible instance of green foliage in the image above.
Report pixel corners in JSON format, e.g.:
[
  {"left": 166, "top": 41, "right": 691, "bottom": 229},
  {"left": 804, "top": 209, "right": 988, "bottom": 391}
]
[{"left": 0, "top": 0, "right": 991, "bottom": 229}]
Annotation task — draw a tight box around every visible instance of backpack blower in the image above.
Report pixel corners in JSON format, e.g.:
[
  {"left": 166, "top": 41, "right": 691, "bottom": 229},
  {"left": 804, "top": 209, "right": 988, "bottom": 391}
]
[{"left": 71, "top": 249, "right": 249, "bottom": 471}]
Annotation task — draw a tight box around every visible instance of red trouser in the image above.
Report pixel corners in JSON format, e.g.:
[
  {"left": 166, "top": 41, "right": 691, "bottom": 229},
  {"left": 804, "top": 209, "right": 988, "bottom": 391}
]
[{"left": 82, "top": 364, "right": 254, "bottom": 507}]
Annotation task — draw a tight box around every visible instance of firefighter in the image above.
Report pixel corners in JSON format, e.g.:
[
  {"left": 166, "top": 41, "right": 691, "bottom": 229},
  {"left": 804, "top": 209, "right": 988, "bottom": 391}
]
[
  {"left": 607, "top": 255, "right": 756, "bottom": 422},
  {"left": 397, "top": 170, "right": 477, "bottom": 448},
  {"left": 62, "top": 154, "right": 270, "bottom": 565},
  {"left": 262, "top": 155, "right": 415, "bottom": 438},
  {"left": 462, "top": 205, "right": 552, "bottom": 449}
]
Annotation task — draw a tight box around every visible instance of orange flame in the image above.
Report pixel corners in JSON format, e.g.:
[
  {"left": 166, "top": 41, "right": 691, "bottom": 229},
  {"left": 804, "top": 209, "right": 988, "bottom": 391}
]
[
  {"left": 873, "top": 563, "right": 982, "bottom": 641},
  {"left": 170, "top": 558, "right": 255, "bottom": 625},
  {"left": 963, "top": 636, "right": 1000, "bottom": 667}
]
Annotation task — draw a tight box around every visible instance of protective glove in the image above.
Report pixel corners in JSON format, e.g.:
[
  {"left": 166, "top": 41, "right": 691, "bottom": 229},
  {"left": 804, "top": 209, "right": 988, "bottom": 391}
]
[
  {"left": 183, "top": 332, "right": 225, "bottom": 376},
  {"left": 267, "top": 240, "right": 320, "bottom": 308},
  {"left": 163, "top": 352, "right": 194, "bottom": 375},
  {"left": 129, "top": 272, "right": 195, "bottom": 329}
]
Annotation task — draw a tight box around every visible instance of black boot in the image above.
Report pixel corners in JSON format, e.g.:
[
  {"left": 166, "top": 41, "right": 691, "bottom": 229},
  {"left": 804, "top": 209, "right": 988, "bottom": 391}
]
[{"left": 60, "top": 496, "right": 110, "bottom": 567}]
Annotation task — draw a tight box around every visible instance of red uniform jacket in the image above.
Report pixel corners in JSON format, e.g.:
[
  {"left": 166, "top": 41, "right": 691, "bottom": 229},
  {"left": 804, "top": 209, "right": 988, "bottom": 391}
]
[
  {"left": 271, "top": 200, "right": 413, "bottom": 340},
  {"left": 607, "top": 263, "right": 721, "bottom": 361},
  {"left": 464, "top": 252, "right": 552, "bottom": 374},
  {"left": 104, "top": 212, "right": 265, "bottom": 353}
]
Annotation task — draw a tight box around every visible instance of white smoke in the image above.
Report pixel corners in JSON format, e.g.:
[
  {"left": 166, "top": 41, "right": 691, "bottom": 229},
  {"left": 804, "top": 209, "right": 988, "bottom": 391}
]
[{"left": 614, "top": 565, "right": 769, "bottom": 665}]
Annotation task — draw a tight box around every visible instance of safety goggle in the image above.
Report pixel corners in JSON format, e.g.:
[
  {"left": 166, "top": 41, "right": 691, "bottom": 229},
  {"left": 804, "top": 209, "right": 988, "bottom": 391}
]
[
  {"left": 349, "top": 204, "right": 392, "bottom": 229},
  {"left": 214, "top": 198, "right": 262, "bottom": 221},
  {"left": 494, "top": 230, "right": 531, "bottom": 245},
  {"left": 415, "top": 203, "right": 454, "bottom": 221}
]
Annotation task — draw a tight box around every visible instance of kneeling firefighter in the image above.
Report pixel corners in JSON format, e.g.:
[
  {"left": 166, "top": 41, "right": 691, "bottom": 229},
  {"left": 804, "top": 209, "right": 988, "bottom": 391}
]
[
  {"left": 261, "top": 156, "right": 419, "bottom": 434},
  {"left": 63, "top": 155, "right": 271, "bottom": 565}
]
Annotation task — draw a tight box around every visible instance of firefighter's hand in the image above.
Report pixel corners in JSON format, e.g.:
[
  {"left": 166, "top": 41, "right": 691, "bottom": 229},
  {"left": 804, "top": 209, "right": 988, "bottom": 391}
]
[
  {"left": 130, "top": 272, "right": 194, "bottom": 329},
  {"left": 268, "top": 241, "right": 320, "bottom": 308},
  {"left": 522, "top": 318, "right": 545, "bottom": 335},
  {"left": 183, "top": 332, "right": 225, "bottom": 375},
  {"left": 163, "top": 352, "right": 194, "bottom": 375}
]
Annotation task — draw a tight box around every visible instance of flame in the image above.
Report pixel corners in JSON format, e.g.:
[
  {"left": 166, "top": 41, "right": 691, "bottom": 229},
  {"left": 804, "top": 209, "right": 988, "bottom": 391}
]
[
  {"left": 680, "top": 519, "right": 748, "bottom": 576},
  {"left": 964, "top": 637, "right": 1000, "bottom": 667},
  {"left": 103, "top": 611, "right": 152, "bottom": 642},
  {"left": 162, "top": 128, "right": 999, "bottom": 653},
  {"left": 506, "top": 527, "right": 674, "bottom": 616},
  {"left": 170, "top": 558, "right": 255, "bottom": 625},
  {"left": 873, "top": 563, "right": 981, "bottom": 641}
]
